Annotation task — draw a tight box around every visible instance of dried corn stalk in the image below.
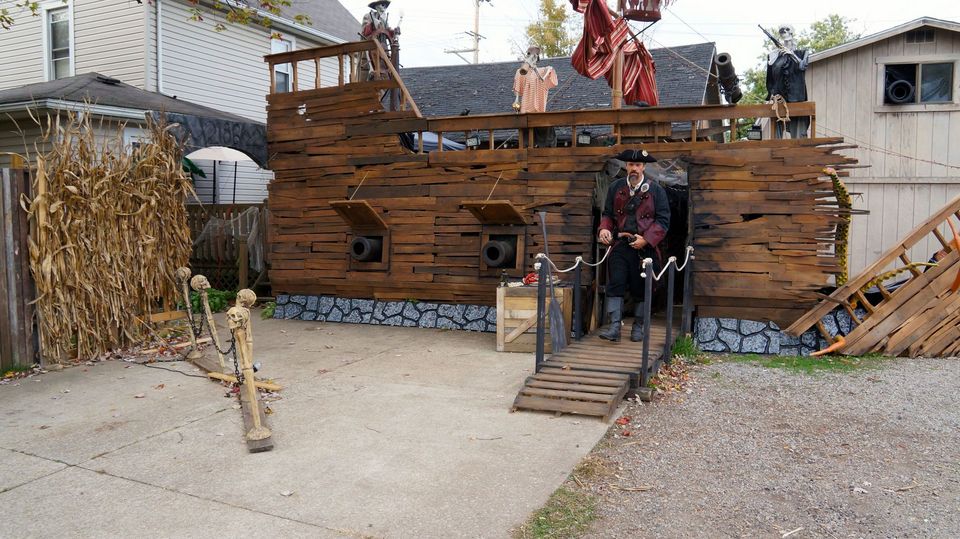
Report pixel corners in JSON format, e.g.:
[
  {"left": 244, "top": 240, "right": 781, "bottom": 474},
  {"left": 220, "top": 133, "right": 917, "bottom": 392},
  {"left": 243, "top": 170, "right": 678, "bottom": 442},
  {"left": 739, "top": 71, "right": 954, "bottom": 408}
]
[{"left": 22, "top": 110, "right": 195, "bottom": 361}]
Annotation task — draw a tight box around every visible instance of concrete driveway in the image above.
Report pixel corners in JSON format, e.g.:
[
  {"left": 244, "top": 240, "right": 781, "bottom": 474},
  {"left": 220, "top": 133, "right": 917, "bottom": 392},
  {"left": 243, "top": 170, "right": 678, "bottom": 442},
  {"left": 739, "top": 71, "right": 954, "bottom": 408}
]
[{"left": 0, "top": 315, "right": 613, "bottom": 538}]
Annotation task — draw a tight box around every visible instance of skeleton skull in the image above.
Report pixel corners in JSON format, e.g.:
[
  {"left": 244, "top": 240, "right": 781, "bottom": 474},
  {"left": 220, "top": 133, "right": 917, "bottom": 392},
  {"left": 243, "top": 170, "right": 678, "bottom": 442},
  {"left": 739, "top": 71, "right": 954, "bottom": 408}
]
[
  {"left": 778, "top": 24, "right": 796, "bottom": 47},
  {"left": 175, "top": 267, "right": 192, "bottom": 283},
  {"left": 226, "top": 306, "right": 250, "bottom": 331},
  {"left": 190, "top": 274, "right": 211, "bottom": 292},
  {"left": 237, "top": 289, "right": 257, "bottom": 308}
]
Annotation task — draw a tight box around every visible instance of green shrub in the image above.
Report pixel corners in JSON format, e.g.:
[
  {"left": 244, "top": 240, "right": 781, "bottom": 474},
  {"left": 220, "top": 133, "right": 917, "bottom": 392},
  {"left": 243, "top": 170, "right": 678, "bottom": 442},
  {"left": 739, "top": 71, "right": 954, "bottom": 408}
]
[
  {"left": 188, "top": 289, "right": 237, "bottom": 314},
  {"left": 261, "top": 301, "right": 276, "bottom": 319}
]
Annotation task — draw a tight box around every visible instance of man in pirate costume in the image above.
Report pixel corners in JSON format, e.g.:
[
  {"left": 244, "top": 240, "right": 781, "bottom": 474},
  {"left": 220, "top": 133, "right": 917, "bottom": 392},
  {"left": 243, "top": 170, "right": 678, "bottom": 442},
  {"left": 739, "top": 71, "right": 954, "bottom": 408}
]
[{"left": 597, "top": 148, "right": 671, "bottom": 342}]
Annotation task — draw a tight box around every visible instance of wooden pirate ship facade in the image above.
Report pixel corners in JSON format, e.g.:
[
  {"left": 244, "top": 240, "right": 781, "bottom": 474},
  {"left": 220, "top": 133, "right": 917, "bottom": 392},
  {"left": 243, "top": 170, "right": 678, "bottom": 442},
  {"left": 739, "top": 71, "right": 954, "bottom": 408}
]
[{"left": 263, "top": 40, "right": 857, "bottom": 328}]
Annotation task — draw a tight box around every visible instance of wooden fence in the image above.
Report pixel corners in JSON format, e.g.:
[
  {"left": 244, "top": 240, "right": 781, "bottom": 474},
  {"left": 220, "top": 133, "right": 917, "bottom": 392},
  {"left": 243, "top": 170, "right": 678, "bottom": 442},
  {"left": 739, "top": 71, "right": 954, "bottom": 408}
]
[
  {"left": 1, "top": 169, "right": 36, "bottom": 370},
  {"left": 186, "top": 203, "right": 268, "bottom": 291}
]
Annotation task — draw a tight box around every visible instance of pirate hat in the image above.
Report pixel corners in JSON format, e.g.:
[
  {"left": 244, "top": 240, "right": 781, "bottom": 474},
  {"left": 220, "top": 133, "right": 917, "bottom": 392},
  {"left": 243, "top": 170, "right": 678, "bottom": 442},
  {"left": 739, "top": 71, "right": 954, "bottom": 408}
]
[
  {"left": 368, "top": 0, "right": 390, "bottom": 8},
  {"left": 615, "top": 148, "right": 657, "bottom": 163}
]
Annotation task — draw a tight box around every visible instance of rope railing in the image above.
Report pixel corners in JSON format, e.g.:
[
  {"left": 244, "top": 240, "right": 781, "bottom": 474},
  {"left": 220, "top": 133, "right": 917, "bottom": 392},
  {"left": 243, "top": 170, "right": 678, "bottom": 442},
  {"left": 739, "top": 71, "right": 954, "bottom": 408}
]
[{"left": 532, "top": 245, "right": 696, "bottom": 390}]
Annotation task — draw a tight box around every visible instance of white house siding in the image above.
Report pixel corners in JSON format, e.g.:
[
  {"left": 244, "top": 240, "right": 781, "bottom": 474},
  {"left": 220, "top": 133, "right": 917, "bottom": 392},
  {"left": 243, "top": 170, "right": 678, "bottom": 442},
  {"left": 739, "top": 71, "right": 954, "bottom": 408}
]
[
  {"left": 0, "top": 118, "right": 44, "bottom": 168},
  {"left": 73, "top": 0, "right": 146, "bottom": 87},
  {"left": 808, "top": 29, "right": 960, "bottom": 276},
  {"left": 189, "top": 160, "right": 269, "bottom": 204},
  {"left": 0, "top": 3, "right": 57, "bottom": 90},
  {"left": 0, "top": 0, "right": 146, "bottom": 91}
]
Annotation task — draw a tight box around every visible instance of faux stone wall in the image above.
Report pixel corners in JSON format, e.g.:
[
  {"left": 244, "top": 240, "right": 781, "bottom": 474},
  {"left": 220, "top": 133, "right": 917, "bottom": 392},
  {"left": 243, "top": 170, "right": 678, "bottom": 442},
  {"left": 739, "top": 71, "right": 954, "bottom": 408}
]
[
  {"left": 694, "top": 307, "right": 866, "bottom": 356},
  {"left": 274, "top": 295, "right": 497, "bottom": 332}
]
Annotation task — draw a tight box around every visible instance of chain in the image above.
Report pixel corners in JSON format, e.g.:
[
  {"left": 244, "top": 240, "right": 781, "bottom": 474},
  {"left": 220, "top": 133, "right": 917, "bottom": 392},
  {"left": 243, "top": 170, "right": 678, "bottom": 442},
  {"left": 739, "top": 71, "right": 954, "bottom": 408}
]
[{"left": 225, "top": 331, "right": 243, "bottom": 386}]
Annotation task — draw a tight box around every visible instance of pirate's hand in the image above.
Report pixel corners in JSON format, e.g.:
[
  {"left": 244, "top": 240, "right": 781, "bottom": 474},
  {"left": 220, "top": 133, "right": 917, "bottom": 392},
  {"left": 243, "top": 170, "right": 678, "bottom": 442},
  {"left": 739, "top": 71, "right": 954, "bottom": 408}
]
[
  {"left": 630, "top": 235, "right": 648, "bottom": 249},
  {"left": 598, "top": 229, "right": 613, "bottom": 245}
]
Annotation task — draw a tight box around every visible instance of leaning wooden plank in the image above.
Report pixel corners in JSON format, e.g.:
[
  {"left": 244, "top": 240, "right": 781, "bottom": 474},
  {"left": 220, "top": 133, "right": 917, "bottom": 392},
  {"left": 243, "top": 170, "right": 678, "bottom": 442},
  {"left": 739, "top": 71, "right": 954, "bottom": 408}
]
[
  {"left": 512, "top": 395, "right": 613, "bottom": 418},
  {"left": 207, "top": 372, "right": 284, "bottom": 392},
  {"left": 786, "top": 192, "right": 960, "bottom": 335}
]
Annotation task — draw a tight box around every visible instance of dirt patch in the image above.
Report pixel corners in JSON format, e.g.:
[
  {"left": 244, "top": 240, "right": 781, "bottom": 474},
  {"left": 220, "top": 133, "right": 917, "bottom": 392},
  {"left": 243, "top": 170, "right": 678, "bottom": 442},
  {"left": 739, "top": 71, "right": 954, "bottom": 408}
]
[{"left": 534, "top": 357, "right": 960, "bottom": 538}]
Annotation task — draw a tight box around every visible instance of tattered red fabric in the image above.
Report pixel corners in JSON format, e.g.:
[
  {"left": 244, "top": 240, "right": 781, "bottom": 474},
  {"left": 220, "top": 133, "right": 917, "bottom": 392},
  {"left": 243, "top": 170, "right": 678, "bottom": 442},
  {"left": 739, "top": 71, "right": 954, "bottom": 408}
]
[{"left": 569, "top": 0, "right": 659, "bottom": 106}]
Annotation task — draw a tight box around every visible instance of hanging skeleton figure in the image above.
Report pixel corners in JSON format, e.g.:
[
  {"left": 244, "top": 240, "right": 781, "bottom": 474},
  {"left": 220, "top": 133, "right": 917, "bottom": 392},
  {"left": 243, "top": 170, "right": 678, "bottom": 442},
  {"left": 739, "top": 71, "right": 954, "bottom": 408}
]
[
  {"left": 359, "top": 0, "right": 400, "bottom": 81},
  {"left": 764, "top": 23, "right": 810, "bottom": 139},
  {"left": 512, "top": 46, "right": 559, "bottom": 147}
]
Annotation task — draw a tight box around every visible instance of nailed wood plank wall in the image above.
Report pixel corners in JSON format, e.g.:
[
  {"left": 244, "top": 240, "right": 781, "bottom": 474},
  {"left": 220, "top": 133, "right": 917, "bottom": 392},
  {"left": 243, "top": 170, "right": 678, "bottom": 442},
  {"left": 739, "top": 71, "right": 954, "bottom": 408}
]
[{"left": 266, "top": 77, "right": 856, "bottom": 327}]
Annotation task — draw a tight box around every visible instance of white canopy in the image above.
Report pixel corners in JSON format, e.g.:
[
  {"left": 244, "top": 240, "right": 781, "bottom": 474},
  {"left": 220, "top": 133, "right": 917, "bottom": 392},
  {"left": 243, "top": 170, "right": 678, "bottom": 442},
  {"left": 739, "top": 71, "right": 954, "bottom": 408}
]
[{"left": 185, "top": 146, "right": 257, "bottom": 164}]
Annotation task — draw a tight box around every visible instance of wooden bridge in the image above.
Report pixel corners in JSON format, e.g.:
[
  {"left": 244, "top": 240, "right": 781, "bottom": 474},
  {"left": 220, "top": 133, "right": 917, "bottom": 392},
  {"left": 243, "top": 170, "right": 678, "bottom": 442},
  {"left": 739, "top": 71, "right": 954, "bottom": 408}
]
[{"left": 512, "top": 317, "right": 669, "bottom": 421}]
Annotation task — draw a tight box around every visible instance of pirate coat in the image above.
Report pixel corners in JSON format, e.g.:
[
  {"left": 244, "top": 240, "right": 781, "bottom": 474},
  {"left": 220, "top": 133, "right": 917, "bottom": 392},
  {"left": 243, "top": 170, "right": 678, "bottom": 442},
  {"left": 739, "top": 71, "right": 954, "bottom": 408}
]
[{"left": 598, "top": 177, "right": 670, "bottom": 253}]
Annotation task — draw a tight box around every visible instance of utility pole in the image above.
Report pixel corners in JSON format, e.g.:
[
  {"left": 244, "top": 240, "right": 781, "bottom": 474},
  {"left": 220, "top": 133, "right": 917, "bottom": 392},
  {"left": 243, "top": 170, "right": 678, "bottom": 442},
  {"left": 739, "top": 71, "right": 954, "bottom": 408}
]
[{"left": 444, "top": 0, "right": 492, "bottom": 64}]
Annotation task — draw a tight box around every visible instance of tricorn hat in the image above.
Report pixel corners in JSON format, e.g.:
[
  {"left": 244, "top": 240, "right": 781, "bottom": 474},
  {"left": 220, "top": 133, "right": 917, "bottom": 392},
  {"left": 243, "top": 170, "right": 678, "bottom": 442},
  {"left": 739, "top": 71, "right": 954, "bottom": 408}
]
[
  {"left": 615, "top": 148, "right": 656, "bottom": 163},
  {"left": 369, "top": 0, "right": 390, "bottom": 9}
]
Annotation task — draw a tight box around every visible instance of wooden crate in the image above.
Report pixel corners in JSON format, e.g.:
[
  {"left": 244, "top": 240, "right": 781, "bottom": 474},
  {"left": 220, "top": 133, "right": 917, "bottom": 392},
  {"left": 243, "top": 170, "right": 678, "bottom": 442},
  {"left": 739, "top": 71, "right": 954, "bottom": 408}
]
[{"left": 496, "top": 286, "right": 573, "bottom": 353}]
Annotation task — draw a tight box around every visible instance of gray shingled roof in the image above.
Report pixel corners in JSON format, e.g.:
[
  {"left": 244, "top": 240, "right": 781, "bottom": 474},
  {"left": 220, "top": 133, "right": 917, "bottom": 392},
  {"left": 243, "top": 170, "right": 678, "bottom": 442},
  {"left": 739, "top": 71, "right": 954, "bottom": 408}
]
[
  {"left": 0, "top": 72, "right": 254, "bottom": 123},
  {"left": 284, "top": 0, "right": 361, "bottom": 43},
  {"left": 400, "top": 42, "right": 717, "bottom": 117}
]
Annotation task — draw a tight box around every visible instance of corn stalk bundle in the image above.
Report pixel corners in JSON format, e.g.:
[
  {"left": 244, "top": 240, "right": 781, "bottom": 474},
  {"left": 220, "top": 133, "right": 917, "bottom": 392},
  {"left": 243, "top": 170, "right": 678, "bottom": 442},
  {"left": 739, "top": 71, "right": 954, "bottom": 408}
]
[{"left": 22, "top": 111, "right": 194, "bottom": 361}]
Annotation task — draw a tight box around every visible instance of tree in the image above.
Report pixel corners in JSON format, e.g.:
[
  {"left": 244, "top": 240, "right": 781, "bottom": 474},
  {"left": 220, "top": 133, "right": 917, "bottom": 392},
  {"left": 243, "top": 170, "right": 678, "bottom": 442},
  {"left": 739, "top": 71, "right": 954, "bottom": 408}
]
[
  {"left": 0, "top": 0, "right": 310, "bottom": 35},
  {"left": 524, "top": 0, "right": 578, "bottom": 58}
]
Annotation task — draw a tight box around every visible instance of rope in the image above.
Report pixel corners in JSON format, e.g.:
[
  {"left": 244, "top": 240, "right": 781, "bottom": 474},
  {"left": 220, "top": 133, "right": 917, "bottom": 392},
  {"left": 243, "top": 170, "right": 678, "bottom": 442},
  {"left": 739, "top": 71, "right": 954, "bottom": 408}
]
[
  {"left": 534, "top": 245, "right": 693, "bottom": 280},
  {"left": 771, "top": 94, "right": 790, "bottom": 127},
  {"left": 483, "top": 172, "right": 504, "bottom": 204},
  {"left": 815, "top": 123, "right": 960, "bottom": 171},
  {"left": 348, "top": 172, "right": 369, "bottom": 201}
]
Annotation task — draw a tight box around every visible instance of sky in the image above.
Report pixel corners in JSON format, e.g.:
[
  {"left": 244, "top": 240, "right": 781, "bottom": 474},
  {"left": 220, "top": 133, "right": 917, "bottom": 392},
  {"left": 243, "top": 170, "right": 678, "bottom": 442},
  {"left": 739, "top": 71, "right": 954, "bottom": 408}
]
[{"left": 338, "top": 0, "right": 960, "bottom": 73}]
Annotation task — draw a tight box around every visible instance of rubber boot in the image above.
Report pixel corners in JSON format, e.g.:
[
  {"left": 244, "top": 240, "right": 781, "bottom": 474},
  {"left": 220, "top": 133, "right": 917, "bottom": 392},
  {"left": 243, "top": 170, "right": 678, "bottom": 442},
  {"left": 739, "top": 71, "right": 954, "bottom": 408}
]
[
  {"left": 630, "top": 303, "right": 645, "bottom": 342},
  {"left": 598, "top": 297, "right": 623, "bottom": 342}
]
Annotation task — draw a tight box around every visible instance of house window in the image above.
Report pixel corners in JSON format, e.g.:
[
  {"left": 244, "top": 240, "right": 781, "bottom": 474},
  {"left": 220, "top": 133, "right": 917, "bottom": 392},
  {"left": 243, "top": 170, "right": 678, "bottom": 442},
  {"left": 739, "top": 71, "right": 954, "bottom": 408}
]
[
  {"left": 46, "top": 7, "right": 72, "bottom": 80},
  {"left": 883, "top": 63, "right": 954, "bottom": 105},
  {"left": 271, "top": 38, "right": 292, "bottom": 93}
]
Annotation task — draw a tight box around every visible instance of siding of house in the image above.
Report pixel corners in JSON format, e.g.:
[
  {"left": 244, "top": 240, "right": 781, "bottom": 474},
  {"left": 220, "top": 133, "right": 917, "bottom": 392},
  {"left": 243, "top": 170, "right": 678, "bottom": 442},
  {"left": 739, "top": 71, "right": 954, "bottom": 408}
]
[
  {"left": 0, "top": 0, "right": 146, "bottom": 91},
  {"left": 0, "top": 118, "right": 44, "bottom": 168},
  {"left": 808, "top": 28, "right": 960, "bottom": 276},
  {"left": 73, "top": 0, "right": 146, "bottom": 87}
]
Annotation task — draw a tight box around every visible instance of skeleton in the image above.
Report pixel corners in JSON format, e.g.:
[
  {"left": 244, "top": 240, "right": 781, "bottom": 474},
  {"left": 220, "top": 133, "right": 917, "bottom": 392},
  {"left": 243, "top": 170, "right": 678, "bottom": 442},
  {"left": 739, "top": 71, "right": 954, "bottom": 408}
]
[
  {"left": 359, "top": 0, "right": 400, "bottom": 81},
  {"left": 766, "top": 23, "right": 810, "bottom": 139},
  {"left": 512, "top": 46, "right": 547, "bottom": 112},
  {"left": 174, "top": 267, "right": 202, "bottom": 360},
  {"left": 226, "top": 306, "right": 271, "bottom": 442},
  {"left": 190, "top": 274, "right": 225, "bottom": 370},
  {"left": 236, "top": 288, "right": 257, "bottom": 309}
]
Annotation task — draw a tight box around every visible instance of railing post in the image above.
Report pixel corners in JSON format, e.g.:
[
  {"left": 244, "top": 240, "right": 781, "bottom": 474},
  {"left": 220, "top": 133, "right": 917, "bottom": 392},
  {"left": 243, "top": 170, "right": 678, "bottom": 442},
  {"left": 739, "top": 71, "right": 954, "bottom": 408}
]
[
  {"left": 664, "top": 258, "right": 676, "bottom": 365},
  {"left": 573, "top": 262, "right": 582, "bottom": 341},
  {"left": 534, "top": 256, "right": 548, "bottom": 373},
  {"left": 640, "top": 258, "right": 653, "bottom": 388},
  {"left": 681, "top": 248, "right": 695, "bottom": 337}
]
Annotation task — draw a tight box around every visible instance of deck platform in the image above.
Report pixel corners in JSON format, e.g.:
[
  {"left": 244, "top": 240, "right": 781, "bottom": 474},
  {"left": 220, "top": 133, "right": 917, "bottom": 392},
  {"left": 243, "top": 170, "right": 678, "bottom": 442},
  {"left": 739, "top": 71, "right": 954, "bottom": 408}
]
[{"left": 511, "top": 318, "right": 668, "bottom": 421}]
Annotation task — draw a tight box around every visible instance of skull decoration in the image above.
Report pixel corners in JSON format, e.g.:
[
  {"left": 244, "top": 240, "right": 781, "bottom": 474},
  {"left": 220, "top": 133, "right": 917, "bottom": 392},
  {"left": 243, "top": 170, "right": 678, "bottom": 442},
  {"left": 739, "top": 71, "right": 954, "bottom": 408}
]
[
  {"left": 237, "top": 289, "right": 257, "bottom": 309},
  {"left": 226, "top": 306, "right": 250, "bottom": 331},
  {"left": 777, "top": 24, "right": 796, "bottom": 48},
  {"left": 190, "top": 274, "right": 211, "bottom": 292},
  {"left": 175, "top": 267, "right": 192, "bottom": 284}
]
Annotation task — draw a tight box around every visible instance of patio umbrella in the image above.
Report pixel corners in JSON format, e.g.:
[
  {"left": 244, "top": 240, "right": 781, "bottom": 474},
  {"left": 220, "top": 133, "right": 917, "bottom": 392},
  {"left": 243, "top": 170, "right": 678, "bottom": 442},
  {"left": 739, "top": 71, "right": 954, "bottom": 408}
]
[{"left": 185, "top": 146, "right": 257, "bottom": 204}]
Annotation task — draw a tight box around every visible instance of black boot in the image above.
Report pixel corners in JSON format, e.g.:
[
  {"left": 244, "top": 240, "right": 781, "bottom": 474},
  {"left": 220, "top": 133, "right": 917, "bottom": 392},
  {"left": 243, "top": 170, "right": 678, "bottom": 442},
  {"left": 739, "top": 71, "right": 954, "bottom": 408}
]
[
  {"left": 630, "top": 304, "right": 645, "bottom": 342},
  {"left": 598, "top": 297, "right": 623, "bottom": 342}
]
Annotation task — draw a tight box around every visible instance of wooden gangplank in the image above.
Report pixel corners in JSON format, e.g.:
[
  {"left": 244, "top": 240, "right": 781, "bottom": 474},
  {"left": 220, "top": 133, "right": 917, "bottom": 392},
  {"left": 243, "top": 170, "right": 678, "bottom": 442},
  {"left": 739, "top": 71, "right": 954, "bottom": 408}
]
[{"left": 511, "top": 319, "right": 668, "bottom": 421}]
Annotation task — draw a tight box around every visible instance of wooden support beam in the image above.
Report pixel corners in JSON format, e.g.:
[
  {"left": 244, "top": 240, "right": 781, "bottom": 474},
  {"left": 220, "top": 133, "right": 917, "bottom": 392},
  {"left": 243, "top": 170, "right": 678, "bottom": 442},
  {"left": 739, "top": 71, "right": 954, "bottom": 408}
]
[{"left": 207, "top": 372, "right": 283, "bottom": 392}]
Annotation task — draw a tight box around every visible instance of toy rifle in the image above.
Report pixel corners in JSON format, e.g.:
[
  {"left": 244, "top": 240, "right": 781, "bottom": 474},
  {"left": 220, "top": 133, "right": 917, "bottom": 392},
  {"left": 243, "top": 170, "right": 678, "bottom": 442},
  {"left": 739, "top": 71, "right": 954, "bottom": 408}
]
[{"left": 758, "top": 25, "right": 803, "bottom": 64}]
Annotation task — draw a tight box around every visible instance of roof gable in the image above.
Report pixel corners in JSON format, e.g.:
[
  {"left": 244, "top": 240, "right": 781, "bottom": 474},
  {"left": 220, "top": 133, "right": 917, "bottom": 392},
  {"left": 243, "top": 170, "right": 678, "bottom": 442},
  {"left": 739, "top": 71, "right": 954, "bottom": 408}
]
[
  {"left": 810, "top": 17, "right": 960, "bottom": 63},
  {"left": 281, "top": 0, "right": 360, "bottom": 43},
  {"left": 400, "top": 42, "right": 717, "bottom": 117}
]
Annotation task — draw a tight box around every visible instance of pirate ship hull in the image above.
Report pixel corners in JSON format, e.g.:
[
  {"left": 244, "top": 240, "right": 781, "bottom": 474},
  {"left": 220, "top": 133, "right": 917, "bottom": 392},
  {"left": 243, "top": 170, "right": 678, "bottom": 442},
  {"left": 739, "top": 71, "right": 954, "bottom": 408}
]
[{"left": 264, "top": 41, "right": 855, "bottom": 327}]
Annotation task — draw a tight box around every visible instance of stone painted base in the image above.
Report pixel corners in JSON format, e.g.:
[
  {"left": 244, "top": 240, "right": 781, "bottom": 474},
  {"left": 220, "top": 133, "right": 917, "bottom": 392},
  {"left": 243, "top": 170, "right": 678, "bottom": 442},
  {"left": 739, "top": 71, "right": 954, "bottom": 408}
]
[
  {"left": 694, "top": 307, "right": 866, "bottom": 356},
  {"left": 274, "top": 295, "right": 497, "bottom": 332}
]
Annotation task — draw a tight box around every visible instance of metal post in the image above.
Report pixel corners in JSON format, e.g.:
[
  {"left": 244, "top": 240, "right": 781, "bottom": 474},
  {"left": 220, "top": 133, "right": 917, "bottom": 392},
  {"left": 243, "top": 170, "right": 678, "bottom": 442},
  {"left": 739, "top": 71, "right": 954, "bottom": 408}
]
[
  {"left": 534, "top": 257, "right": 548, "bottom": 372},
  {"left": 664, "top": 260, "right": 676, "bottom": 365},
  {"left": 640, "top": 258, "right": 653, "bottom": 387},
  {"left": 681, "top": 249, "right": 695, "bottom": 336},
  {"left": 573, "top": 263, "right": 582, "bottom": 341}
]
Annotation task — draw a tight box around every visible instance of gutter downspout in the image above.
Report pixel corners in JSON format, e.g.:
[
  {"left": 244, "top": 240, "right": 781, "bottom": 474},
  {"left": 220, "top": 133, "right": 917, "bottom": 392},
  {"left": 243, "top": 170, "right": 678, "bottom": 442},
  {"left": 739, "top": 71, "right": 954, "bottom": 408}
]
[{"left": 157, "top": 0, "right": 164, "bottom": 94}]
